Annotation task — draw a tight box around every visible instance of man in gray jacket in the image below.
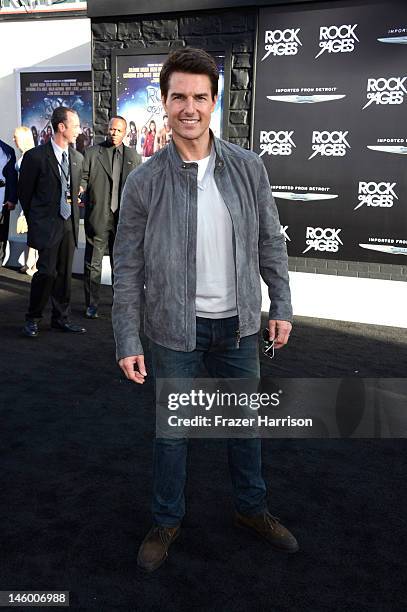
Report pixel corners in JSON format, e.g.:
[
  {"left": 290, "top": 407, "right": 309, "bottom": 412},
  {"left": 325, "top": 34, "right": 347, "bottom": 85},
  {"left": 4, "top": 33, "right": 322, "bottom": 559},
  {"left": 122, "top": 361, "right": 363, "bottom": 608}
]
[{"left": 112, "top": 48, "right": 298, "bottom": 572}]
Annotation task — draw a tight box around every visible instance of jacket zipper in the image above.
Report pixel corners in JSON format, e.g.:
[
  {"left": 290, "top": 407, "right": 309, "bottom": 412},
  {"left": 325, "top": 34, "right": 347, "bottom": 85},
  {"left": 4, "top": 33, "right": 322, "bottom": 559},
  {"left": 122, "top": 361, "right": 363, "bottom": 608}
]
[
  {"left": 232, "top": 231, "right": 240, "bottom": 349},
  {"left": 185, "top": 171, "right": 190, "bottom": 351},
  {"left": 215, "top": 161, "right": 240, "bottom": 348}
]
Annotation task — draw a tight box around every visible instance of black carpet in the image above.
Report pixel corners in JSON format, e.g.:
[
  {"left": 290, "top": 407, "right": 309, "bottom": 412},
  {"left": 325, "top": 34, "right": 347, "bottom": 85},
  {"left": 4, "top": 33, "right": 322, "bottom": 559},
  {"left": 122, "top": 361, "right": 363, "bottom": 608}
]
[{"left": 0, "top": 266, "right": 406, "bottom": 611}]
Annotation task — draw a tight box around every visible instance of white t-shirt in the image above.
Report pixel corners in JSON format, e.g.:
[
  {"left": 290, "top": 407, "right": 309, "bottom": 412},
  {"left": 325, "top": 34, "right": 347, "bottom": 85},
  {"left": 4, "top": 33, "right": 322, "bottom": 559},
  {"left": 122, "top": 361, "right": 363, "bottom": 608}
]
[{"left": 185, "top": 148, "right": 237, "bottom": 319}]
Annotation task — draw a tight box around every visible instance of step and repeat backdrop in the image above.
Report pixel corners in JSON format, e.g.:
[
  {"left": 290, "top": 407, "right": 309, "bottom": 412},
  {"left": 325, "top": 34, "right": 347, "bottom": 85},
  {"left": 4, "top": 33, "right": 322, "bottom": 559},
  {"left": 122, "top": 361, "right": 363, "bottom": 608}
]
[{"left": 254, "top": 1, "right": 407, "bottom": 264}]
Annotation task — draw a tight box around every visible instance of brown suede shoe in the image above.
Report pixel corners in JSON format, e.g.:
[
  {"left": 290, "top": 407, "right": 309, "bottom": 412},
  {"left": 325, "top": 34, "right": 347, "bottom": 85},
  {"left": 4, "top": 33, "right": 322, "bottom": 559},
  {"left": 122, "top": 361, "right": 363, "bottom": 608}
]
[
  {"left": 235, "top": 511, "right": 299, "bottom": 553},
  {"left": 137, "top": 525, "right": 181, "bottom": 572}
]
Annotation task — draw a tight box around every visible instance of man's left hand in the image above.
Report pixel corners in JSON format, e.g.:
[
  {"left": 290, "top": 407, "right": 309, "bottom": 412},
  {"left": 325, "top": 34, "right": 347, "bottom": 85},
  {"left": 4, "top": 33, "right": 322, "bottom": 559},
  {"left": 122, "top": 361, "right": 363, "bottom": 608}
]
[
  {"left": 4, "top": 201, "right": 16, "bottom": 210},
  {"left": 268, "top": 319, "right": 292, "bottom": 349}
]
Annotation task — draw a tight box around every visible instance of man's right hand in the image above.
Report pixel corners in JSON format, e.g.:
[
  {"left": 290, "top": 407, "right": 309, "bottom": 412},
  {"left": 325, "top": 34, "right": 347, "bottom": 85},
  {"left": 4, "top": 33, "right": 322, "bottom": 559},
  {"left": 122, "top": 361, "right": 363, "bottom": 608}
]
[{"left": 119, "top": 355, "right": 147, "bottom": 384}]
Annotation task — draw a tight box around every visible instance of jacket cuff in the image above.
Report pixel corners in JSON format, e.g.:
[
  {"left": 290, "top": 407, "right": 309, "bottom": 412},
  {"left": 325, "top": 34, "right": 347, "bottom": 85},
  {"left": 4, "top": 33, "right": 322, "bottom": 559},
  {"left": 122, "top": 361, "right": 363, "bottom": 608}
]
[
  {"left": 268, "top": 306, "right": 293, "bottom": 323},
  {"left": 116, "top": 336, "right": 144, "bottom": 362}
]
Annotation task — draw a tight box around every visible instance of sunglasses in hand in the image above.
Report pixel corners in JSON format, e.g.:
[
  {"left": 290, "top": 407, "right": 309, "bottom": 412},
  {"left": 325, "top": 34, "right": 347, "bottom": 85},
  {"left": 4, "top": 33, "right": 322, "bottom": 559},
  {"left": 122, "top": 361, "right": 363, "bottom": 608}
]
[{"left": 262, "top": 329, "right": 275, "bottom": 360}]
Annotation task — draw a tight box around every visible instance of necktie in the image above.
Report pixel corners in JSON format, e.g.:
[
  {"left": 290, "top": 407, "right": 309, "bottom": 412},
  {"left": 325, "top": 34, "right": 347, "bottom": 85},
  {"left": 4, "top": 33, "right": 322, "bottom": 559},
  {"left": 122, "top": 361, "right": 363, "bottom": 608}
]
[
  {"left": 111, "top": 147, "right": 121, "bottom": 213},
  {"left": 59, "top": 151, "right": 71, "bottom": 220}
]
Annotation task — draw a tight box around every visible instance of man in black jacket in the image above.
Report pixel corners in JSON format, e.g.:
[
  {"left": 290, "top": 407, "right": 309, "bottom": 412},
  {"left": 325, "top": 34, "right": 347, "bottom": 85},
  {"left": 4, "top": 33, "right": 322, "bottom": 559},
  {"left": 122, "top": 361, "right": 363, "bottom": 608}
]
[
  {"left": 19, "top": 106, "right": 85, "bottom": 337},
  {"left": 80, "top": 116, "right": 141, "bottom": 319},
  {"left": 0, "top": 138, "right": 18, "bottom": 266}
]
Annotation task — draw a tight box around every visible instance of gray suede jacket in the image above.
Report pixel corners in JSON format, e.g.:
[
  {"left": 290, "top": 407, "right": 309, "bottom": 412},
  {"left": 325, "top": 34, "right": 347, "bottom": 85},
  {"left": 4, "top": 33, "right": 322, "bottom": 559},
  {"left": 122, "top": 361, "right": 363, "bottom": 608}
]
[{"left": 112, "top": 135, "right": 292, "bottom": 360}]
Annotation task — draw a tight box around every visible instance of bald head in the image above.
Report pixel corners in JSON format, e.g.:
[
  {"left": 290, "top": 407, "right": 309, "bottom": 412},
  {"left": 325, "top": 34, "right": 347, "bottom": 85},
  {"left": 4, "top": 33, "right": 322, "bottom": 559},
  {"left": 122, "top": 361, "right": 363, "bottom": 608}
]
[{"left": 107, "top": 116, "right": 127, "bottom": 147}]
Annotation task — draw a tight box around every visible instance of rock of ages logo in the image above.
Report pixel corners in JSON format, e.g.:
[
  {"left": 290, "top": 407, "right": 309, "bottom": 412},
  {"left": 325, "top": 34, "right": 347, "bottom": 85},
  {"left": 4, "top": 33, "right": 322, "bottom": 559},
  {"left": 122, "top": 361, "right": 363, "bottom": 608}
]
[
  {"left": 309, "top": 131, "right": 350, "bottom": 159},
  {"left": 315, "top": 24, "right": 359, "bottom": 59},
  {"left": 363, "top": 77, "right": 407, "bottom": 109},
  {"left": 280, "top": 225, "right": 291, "bottom": 242},
  {"left": 261, "top": 28, "right": 302, "bottom": 61},
  {"left": 354, "top": 182, "right": 398, "bottom": 210},
  {"left": 303, "top": 227, "right": 343, "bottom": 253},
  {"left": 259, "top": 131, "right": 295, "bottom": 156}
]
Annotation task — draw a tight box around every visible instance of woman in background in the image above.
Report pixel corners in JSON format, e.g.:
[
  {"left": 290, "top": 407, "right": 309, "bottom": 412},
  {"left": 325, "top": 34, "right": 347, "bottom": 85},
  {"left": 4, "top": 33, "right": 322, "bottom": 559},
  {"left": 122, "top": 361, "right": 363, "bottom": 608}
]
[
  {"left": 142, "top": 120, "right": 156, "bottom": 158},
  {"left": 13, "top": 126, "right": 38, "bottom": 276},
  {"left": 155, "top": 114, "right": 172, "bottom": 150},
  {"left": 127, "top": 121, "right": 137, "bottom": 148},
  {"left": 137, "top": 125, "right": 147, "bottom": 157},
  {"left": 44, "top": 125, "right": 53, "bottom": 143}
]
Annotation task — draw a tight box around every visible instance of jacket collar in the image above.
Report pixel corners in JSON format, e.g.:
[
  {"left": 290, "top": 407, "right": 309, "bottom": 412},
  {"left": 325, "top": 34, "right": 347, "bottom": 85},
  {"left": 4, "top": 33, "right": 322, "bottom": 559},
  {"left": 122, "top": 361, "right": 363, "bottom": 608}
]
[
  {"left": 47, "top": 140, "right": 80, "bottom": 187},
  {"left": 46, "top": 140, "right": 61, "bottom": 183},
  {"left": 168, "top": 130, "right": 225, "bottom": 171},
  {"left": 98, "top": 143, "right": 113, "bottom": 177}
]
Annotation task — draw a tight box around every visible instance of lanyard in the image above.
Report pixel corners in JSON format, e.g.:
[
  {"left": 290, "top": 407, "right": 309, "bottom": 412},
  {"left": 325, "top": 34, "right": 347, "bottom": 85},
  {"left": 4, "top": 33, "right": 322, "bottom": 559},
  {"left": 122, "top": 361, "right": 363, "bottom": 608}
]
[{"left": 57, "top": 155, "right": 70, "bottom": 186}]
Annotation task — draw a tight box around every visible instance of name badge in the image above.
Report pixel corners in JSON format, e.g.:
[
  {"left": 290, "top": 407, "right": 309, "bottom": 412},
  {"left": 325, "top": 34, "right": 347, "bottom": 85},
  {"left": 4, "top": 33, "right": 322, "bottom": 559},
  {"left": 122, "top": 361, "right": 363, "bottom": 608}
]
[{"left": 65, "top": 191, "right": 72, "bottom": 205}]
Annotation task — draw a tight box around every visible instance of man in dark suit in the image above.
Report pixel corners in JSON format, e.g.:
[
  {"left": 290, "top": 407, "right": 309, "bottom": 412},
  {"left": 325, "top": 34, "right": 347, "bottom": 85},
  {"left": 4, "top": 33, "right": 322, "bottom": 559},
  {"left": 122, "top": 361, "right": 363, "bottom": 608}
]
[
  {"left": 19, "top": 106, "right": 85, "bottom": 337},
  {"left": 80, "top": 116, "right": 141, "bottom": 319},
  {"left": 0, "top": 138, "right": 18, "bottom": 266}
]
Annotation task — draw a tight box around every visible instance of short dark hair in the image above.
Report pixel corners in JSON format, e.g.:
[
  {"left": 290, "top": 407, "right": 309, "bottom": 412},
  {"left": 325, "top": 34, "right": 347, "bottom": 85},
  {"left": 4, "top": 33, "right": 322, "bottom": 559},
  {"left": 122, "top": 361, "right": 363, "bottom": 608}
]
[
  {"left": 51, "top": 106, "right": 77, "bottom": 133},
  {"left": 160, "top": 47, "right": 219, "bottom": 101},
  {"left": 109, "top": 115, "right": 127, "bottom": 126}
]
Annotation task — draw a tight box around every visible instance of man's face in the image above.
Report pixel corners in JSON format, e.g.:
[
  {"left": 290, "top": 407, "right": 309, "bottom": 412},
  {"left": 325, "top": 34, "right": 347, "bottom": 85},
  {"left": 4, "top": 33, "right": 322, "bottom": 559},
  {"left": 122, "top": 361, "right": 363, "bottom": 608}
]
[
  {"left": 61, "top": 111, "right": 81, "bottom": 144},
  {"left": 162, "top": 72, "right": 217, "bottom": 145},
  {"left": 108, "top": 118, "right": 127, "bottom": 147}
]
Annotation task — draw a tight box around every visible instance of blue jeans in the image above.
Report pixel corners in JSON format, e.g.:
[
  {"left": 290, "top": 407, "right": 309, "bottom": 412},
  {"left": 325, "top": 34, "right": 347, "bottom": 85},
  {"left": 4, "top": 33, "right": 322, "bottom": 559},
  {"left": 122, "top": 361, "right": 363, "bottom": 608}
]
[{"left": 150, "top": 316, "right": 267, "bottom": 526}]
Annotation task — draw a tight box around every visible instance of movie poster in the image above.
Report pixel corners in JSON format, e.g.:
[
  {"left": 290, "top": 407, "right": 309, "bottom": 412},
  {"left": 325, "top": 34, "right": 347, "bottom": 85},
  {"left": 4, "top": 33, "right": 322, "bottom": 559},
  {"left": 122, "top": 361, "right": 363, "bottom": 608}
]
[
  {"left": 19, "top": 70, "right": 93, "bottom": 154},
  {"left": 0, "top": 0, "right": 86, "bottom": 19},
  {"left": 114, "top": 53, "right": 225, "bottom": 161}
]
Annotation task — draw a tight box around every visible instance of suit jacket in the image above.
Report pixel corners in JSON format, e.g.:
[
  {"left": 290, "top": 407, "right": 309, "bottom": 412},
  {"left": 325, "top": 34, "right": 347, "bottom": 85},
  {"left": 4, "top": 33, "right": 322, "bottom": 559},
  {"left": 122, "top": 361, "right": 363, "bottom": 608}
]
[
  {"left": 0, "top": 139, "right": 18, "bottom": 206},
  {"left": 80, "top": 141, "right": 141, "bottom": 238},
  {"left": 18, "top": 141, "right": 83, "bottom": 249}
]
